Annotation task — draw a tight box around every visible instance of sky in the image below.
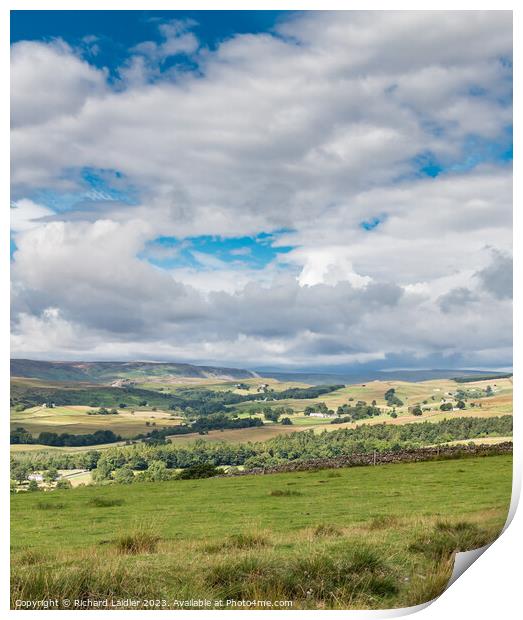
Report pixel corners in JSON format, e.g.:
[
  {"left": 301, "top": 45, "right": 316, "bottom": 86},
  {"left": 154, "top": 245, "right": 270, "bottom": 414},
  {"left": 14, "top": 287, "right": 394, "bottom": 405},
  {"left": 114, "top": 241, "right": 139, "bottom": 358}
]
[{"left": 10, "top": 10, "right": 513, "bottom": 372}]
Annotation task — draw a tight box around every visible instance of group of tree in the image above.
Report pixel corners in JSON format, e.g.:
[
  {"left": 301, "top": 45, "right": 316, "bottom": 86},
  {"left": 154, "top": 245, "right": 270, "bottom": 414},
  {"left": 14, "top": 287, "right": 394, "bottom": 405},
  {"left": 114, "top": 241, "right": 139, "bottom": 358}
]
[
  {"left": 10, "top": 463, "right": 73, "bottom": 492},
  {"left": 15, "top": 415, "right": 510, "bottom": 486},
  {"left": 304, "top": 402, "right": 335, "bottom": 416},
  {"left": 87, "top": 407, "right": 119, "bottom": 416},
  {"left": 384, "top": 388, "right": 404, "bottom": 407},
  {"left": 334, "top": 401, "right": 381, "bottom": 421},
  {"left": 10, "top": 427, "right": 121, "bottom": 447},
  {"left": 262, "top": 406, "right": 294, "bottom": 422}
]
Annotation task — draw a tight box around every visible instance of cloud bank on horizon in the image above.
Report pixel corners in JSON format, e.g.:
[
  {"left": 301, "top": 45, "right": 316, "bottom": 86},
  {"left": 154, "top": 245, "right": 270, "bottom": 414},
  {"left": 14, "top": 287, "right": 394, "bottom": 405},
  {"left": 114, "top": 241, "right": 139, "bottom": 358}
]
[{"left": 10, "top": 10, "right": 512, "bottom": 371}]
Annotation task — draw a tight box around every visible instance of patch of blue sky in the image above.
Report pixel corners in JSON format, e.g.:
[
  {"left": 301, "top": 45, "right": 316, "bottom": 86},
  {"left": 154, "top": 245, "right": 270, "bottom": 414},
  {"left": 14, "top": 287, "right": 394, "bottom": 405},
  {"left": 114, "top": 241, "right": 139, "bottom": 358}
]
[
  {"left": 360, "top": 216, "right": 386, "bottom": 232},
  {"left": 11, "top": 10, "right": 292, "bottom": 79},
  {"left": 409, "top": 130, "right": 512, "bottom": 180},
  {"left": 141, "top": 231, "right": 295, "bottom": 270},
  {"left": 447, "top": 132, "right": 512, "bottom": 173},
  {"left": 29, "top": 167, "right": 139, "bottom": 213},
  {"left": 418, "top": 119, "right": 447, "bottom": 139},
  {"left": 468, "top": 85, "right": 488, "bottom": 97},
  {"left": 416, "top": 153, "right": 443, "bottom": 178},
  {"left": 10, "top": 236, "right": 17, "bottom": 259}
]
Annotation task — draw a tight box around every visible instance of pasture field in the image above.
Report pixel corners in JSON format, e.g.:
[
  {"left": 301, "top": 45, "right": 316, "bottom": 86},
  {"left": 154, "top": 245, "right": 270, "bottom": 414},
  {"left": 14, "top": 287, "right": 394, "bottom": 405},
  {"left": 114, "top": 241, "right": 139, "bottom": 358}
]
[
  {"left": 11, "top": 454, "right": 512, "bottom": 609},
  {"left": 59, "top": 470, "right": 93, "bottom": 487},
  {"left": 163, "top": 377, "right": 513, "bottom": 446},
  {"left": 11, "top": 405, "right": 183, "bottom": 438},
  {"left": 440, "top": 436, "right": 513, "bottom": 446},
  {"left": 166, "top": 424, "right": 301, "bottom": 445},
  {"left": 253, "top": 377, "right": 513, "bottom": 416},
  {"left": 163, "top": 411, "right": 484, "bottom": 446},
  {"left": 10, "top": 376, "right": 512, "bottom": 453},
  {"left": 133, "top": 377, "right": 233, "bottom": 392},
  {"left": 10, "top": 440, "right": 133, "bottom": 454},
  {"left": 136, "top": 376, "right": 310, "bottom": 392}
]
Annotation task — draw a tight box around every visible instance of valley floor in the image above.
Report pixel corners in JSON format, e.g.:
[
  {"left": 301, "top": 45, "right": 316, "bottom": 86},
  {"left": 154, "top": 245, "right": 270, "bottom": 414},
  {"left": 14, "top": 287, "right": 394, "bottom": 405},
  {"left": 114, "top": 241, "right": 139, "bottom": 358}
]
[{"left": 11, "top": 376, "right": 513, "bottom": 452}]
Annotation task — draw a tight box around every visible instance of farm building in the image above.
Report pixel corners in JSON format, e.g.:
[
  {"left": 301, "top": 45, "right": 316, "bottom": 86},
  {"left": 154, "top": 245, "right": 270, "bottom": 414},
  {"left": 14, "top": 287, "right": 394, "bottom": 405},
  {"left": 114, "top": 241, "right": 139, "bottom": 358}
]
[{"left": 111, "top": 379, "right": 135, "bottom": 388}]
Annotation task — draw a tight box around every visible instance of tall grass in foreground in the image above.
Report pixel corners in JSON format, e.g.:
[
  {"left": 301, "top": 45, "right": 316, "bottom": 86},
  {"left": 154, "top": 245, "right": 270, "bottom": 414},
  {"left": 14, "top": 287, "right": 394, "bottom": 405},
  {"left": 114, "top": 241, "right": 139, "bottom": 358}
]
[
  {"left": 11, "top": 515, "right": 504, "bottom": 610},
  {"left": 11, "top": 455, "right": 512, "bottom": 609},
  {"left": 114, "top": 530, "right": 159, "bottom": 555}
]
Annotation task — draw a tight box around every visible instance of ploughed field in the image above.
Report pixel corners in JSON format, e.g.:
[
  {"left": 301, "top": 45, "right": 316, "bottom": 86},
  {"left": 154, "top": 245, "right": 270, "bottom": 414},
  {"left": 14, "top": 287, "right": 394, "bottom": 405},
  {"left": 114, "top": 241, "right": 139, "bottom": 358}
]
[{"left": 11, "top": 454, "right": 512, "bottom": 610}]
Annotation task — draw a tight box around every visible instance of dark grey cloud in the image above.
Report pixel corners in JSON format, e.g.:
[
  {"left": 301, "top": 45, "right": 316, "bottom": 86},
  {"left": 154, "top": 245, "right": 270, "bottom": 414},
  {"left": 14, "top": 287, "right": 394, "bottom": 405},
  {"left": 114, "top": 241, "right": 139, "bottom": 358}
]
[
  {"left": 475, "top": 250, "right": 513, "bottom": 300},
  {"left": 438, "top": 287, "right": 478, "bottom": 314}
]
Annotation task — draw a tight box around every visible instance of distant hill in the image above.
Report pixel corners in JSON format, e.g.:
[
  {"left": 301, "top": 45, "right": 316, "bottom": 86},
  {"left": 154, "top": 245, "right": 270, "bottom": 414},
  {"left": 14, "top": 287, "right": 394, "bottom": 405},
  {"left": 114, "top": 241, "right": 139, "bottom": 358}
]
[
  {"left": 11, "top": 359, "right": 511, "bottom": 387},
  {"left": 10, "top": 359, "right": 258, "bottom": 383},
  {"left": 258, "top": 368, "right": 512, "bottom": 385}
]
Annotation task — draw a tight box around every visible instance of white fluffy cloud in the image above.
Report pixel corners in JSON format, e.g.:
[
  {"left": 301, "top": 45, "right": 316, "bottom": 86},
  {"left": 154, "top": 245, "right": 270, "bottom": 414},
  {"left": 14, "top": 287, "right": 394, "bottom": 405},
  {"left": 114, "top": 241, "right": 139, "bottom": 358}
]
[
  {"left": 10, "top": 199, "right": 55, "bottom": 231},
  {"left": 11, "top": 39, "right": 107, "bottom": 129},
  {"left": 10, "top": 11, "right": 512, "bottom": 369}
]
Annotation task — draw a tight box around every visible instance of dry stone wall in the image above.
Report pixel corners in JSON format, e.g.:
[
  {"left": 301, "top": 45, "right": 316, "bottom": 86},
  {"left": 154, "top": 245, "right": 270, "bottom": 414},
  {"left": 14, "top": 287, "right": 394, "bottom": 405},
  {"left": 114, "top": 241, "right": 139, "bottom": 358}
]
[{"left": 222, "top": 441, "right": 513, "bottom": 477}]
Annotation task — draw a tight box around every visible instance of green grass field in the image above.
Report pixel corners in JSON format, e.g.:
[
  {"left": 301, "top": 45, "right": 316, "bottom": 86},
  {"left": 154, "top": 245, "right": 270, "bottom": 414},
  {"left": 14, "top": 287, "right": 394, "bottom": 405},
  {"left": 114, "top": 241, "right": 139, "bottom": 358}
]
[{"left": 11, "top": 454, "right": 512, "bottom": 609}]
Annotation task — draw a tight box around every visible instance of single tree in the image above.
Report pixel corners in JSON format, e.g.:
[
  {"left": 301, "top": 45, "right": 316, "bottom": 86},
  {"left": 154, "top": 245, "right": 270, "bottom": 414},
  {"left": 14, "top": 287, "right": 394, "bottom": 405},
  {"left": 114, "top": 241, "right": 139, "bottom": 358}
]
[
  {"left": 43, "top": 467, "right": 59, "bottom": 483},
  {"left": 114, "top": 467, "right": 134, "bottom": 484},
  {"left": 55, "top": 479, "right": 72, "bottom": 490}
]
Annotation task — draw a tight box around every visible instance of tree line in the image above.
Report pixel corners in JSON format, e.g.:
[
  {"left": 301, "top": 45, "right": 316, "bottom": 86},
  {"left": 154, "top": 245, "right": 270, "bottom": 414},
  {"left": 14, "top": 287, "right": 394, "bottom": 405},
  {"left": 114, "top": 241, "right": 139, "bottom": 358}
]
[
  {"left": 11, "top": 382, "right": 344, "bottom": 416},
  {"left": 11, "top": 428, "right": 122, "bottom": 447},
  {"left": 10, "top": 414, "right": 264, "bottom": 447},
  {"left": 11, "top": 416, "right": 512, "bottom": 481}
]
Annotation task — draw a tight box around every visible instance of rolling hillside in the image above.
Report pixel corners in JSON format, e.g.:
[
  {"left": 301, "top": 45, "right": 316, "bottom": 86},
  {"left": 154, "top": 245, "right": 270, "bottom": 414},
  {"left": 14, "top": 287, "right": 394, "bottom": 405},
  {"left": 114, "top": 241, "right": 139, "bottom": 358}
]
[
  {"left": 260, "top": 369, "right": 513, "bottom": 385},
  {"left": 10, "top": 359, "right": 258, "bottom": 383}
]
